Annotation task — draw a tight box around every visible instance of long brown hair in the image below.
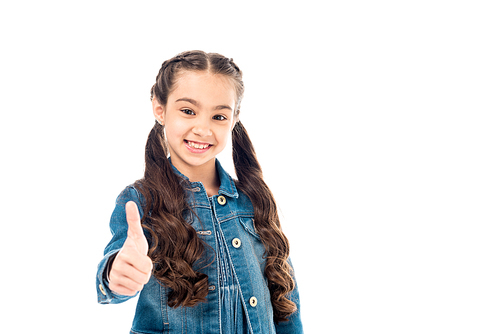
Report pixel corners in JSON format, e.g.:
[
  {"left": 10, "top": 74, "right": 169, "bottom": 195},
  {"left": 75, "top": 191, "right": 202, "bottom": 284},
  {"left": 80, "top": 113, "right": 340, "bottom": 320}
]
[{"left": 134, "top": 50, "right": 296, "bottom": 322}]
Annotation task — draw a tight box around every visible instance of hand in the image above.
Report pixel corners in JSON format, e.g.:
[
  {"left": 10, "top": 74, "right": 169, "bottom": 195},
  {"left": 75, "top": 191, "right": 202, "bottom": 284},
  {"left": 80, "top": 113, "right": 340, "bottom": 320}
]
[{"left": 109, "top": 201, "right": 153, "bottom": 296}]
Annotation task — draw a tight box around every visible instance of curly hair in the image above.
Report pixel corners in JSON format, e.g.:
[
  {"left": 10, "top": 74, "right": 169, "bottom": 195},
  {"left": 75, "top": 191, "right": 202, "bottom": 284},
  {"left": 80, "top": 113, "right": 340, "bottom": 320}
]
[{"left": 134, "top": 50, "right": 296, "bottom": 322}]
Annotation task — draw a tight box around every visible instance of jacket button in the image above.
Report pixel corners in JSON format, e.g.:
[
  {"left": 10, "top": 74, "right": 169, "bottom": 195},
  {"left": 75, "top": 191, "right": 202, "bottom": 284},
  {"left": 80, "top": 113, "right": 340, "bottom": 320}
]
[
  {"left": 217, "top": 195, "right": 226, "bottom": 206},
  {"left": 249, "top": 296, "right": 258, "bottom": 307},
  {"left": 99, "top": 284, "right": 107, "bottom": 296},
  {"left": 232, "top": 238, "right": 241, "bottom": 248}
]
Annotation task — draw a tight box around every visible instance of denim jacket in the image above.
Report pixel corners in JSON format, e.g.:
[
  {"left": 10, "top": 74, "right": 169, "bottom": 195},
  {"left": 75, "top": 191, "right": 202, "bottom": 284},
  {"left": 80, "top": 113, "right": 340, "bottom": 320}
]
[{"left": 96, "top": 160, "right": 303, "bottom": 334}]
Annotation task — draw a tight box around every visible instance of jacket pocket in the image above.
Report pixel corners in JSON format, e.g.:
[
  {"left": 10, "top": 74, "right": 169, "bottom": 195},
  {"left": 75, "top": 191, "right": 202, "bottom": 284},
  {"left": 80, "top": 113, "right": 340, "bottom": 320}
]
[{"left": 238, "top": 216, "right": 261, "bottom": 240}]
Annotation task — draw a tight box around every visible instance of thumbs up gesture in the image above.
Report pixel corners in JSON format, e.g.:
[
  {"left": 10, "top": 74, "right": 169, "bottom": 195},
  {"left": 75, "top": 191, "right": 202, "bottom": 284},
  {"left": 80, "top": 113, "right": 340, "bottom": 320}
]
[{"left": 109, "top": 201, "right": 153, "bottom": 296}]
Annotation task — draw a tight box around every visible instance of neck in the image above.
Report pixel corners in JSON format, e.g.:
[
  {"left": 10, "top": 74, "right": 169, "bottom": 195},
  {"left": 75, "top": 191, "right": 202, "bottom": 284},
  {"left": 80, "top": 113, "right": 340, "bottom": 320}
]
[{"left": 172, "top": 157, "right": 220, "bottom": 197}]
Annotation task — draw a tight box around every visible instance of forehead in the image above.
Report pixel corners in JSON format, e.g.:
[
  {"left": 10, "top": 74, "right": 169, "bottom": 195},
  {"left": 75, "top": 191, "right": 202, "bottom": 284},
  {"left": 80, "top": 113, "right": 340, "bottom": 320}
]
[{"left": 169, "top": 71, "right": 236, "bottom": 106}]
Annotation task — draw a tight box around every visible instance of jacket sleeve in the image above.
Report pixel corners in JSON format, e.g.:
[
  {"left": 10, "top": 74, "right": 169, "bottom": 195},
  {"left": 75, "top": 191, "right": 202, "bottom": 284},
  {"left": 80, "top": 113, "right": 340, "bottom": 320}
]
[
  {"left": 274, "top": 259, "right": 304, "bottom": 334},
  {"left": 96, "top": 186, "right": 145, "bottom": 304}
]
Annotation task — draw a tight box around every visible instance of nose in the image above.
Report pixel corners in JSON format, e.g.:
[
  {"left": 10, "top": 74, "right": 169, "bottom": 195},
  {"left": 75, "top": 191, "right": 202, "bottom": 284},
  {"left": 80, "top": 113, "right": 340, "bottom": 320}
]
[{"left": 192, "top": 116, "right": 212, "bottom": 138}]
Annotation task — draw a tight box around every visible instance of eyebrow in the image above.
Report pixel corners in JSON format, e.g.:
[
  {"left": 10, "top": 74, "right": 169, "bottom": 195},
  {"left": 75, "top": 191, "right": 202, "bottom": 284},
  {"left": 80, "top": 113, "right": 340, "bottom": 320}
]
[{"left": 175, "top": 97, "right": 233, "bottom": 111}]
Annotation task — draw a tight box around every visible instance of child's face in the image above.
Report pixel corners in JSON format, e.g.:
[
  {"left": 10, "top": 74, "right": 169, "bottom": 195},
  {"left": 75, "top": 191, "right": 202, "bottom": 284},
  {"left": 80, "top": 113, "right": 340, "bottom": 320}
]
[{"left": 154, "top": 70, "right": 237, "bottom": 175}]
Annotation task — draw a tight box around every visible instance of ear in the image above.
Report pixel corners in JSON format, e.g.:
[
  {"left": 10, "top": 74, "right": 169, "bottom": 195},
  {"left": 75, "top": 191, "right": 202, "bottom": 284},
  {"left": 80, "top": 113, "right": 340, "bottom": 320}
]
[
  {"left": 152, "top": 96, "right": 165, "bottom": 124},
  {"left": 231, "top": 114, "right": 239, "bottom": 131}
]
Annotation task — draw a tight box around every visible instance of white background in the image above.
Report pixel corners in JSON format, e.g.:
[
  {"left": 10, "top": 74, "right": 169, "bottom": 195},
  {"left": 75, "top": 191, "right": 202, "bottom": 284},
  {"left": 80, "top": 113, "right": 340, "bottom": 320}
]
[{"left": 1, "top": 1, "right": 499, "bottom": 333}]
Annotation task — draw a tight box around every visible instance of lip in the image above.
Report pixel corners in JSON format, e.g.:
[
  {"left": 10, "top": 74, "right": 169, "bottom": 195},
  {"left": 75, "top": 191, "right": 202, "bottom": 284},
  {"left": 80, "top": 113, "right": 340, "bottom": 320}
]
[{"left": 184, "top": 140, "right": 213, "bottom": 154}]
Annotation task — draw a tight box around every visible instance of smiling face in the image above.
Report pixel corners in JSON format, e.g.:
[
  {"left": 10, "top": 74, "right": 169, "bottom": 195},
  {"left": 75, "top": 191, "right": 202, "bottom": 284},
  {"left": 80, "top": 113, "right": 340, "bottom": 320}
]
[{"left": 153, "top": 70, "right": 237, "bottom": 179}]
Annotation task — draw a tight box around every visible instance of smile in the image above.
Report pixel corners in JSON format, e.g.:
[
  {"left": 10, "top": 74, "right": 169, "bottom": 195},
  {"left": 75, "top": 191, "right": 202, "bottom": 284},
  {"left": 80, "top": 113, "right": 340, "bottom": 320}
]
[
  {"left": 184, "top": 140, "right": 213, "bottom": 152},
  {"left": 186, "top": 140, "right": 211, "bottom": 149}
]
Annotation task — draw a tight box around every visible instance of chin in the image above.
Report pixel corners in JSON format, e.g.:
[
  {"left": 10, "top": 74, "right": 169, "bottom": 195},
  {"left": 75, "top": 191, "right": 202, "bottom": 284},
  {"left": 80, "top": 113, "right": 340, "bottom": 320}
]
[{"left": 179, "top": 153, "right": 218, "bottom": 168}]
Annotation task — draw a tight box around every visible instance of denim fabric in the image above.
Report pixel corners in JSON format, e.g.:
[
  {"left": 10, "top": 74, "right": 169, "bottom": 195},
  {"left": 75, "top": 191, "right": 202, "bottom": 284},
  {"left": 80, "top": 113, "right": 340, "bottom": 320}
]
[
  {"left": 214, "top": 216, "right": 250, "bottom": 334},
  {"left": 96, "top": 159, "right": 303, "bottom": 334}
]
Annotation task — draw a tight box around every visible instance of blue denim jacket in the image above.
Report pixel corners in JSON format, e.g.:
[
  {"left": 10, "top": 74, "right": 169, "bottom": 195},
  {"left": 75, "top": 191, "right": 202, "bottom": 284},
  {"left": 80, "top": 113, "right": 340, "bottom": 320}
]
[{"left": 96, "top": 160, "right": 303, "bottom": 334}]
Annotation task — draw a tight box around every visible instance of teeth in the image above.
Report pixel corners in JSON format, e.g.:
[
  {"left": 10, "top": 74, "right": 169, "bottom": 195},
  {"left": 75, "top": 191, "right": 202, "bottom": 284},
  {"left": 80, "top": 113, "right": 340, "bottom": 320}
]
[{"left": 188, "top": 141, "right": 209, "bottom": 149}]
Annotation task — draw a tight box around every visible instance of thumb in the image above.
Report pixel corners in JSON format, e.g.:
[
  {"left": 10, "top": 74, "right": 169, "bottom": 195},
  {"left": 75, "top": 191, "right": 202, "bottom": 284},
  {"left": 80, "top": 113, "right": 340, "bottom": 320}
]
[{"left": 125, "top": 201, "right": 146, "bottom": 242}]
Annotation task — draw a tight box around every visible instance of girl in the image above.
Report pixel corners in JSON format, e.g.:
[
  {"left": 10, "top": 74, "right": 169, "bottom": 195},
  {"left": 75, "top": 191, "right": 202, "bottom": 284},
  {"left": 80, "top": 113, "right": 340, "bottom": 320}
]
[{"left": 96, "top": 51, "right": 303, "bottom": 334}]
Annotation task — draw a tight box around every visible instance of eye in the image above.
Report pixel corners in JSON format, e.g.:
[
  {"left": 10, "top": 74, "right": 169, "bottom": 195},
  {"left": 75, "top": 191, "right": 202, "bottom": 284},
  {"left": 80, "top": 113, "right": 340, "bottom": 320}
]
[
  {"left": 213, "top": 114, "right": 227, "bottom": 121},
  {"left": 181, "top": 108, "right": 195, "bottom": 115}
]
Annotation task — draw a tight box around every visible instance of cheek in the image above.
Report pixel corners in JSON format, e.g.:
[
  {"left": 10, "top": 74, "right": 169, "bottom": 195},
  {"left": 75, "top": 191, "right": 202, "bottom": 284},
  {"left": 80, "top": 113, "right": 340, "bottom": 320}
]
[
  {"left": 214, "top": 126, "right": 232, "bottom": 148},
  {"left": 164, "top": 118, "right": 188, "bottom": 142}
]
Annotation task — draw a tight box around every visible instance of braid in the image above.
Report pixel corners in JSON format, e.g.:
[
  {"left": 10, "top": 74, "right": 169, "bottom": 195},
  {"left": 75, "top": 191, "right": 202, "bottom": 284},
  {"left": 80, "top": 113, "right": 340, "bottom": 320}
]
[
  {"left": 136, "top": 121, "right": 209, "bottom": 308},
  {"left": 232, "top": 121, "right": 297, "bottom": 322}
]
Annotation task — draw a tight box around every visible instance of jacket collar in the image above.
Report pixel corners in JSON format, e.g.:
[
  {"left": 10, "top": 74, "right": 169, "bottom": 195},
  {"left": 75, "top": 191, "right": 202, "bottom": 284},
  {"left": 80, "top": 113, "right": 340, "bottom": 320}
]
[{"left": 169, "top": 158, "right": 239, "bottom": 199}]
